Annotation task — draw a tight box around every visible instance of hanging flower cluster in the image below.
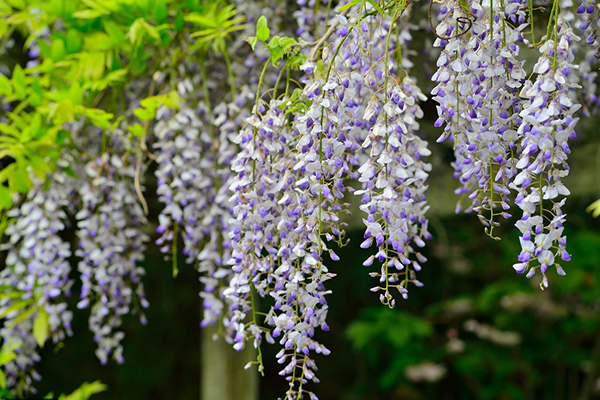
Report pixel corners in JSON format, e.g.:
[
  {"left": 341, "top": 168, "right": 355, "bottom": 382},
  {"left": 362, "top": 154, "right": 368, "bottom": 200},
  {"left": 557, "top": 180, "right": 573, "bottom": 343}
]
[
  {"left": 226, "top": 95, "right": 335, "bottom": 397},
  {"left": 0, "top": 172, "right": 74, "bottom": 393},
  {"left": 432, "top": 0, "right": 527, "bottom": 234},
  {"left": 354, "top": 9, "right": 433, "bottom": 306},
  {"left": 511, "top": 16, "right": 580, "bottom": 285},
  {"left": 76, "top": 152, "right": 149, "bottom": 365},
  {"left": 198, "top": 86, "right": 255, "bottom": 328},
  {"left": 154, "top": 95, "right": 208, "bottom": 264},
  {"left": 564, "top": 0, "right": 600, "bottom": 115}
]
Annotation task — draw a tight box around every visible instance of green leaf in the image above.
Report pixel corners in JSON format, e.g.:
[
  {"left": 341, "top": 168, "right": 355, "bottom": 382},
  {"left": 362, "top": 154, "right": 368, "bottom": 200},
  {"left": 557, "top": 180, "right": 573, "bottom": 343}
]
[
  {"left": 81, "top": 108, "right": 113, "bottom": 130},
  {"left": 30, "top": 77, "right": 43, "bottom": 107},
  {"left": 102, "top": 20, "right": 125, "bottom": 45},
  {"left": 12, "top": 65, "right": 26, "bottom": 99},
  {"left": 6, "top": 11, "right": 28, "bottom": 25},
  {"left": 9, "top": 165, "right": 31, "bottom": 194},
  {"left": 133, "top": 107, "right": 155, "bottom": 121},
  {"left": 0, "top": 186, "right": 13, "bottom": 209},
  {"left": 63, "top": 166, "right": 78, "bottom": 179},
  {"left": 50, "top": 38, "right": 66, "bottom": 61},
  {"left": 154, "top": 0, "right": 167, "bottom": 22},
  {"left": 267, "top": 36, "right": 280, "bottom": 49},
  {"left": 256, "top": 16, "right": 269, "bottom": 42},
  {"left": 62, "top": 381, "right": 107, "bottom": 400},
  {"left": 175, "top": 9, "right": 184, "bottom": 31},
  {"left": 366, "top": 0, "right": 386, "bottom": 15},
  {"left": 128, "top": 123, "right": 145, "bottom": 137},
  {"left": 587, "top": 199, "right": 600, "bottom": 218},
  {"left": 29, "top": 155, "right": 51, "bottom": 178},
  {"left": 245, "top": 36, "right": 257, "bottom": 51},
  {"left": 69, "top": 81, "right": 83, "bottom": 105},
  {"left": 72, "top": 9, "right": 105, "bottom": 19},
  {"left": 0, "top": 348, "right": 17, "bottom": 367},
  {"left": 279, "top": 37, "right": 297, "bottom": 51},
  {"left": 143, "top": 22, "right": 161, "bottom": 42},
  {"left": 269, "top": 47, "right": 284, "bottom": 66},
  {"left": 65, "top": 29, "right": 83, "bottom": 54},
  {"left": 6, "top": 0, "right": 26, "bottom": 9},
  {"left": 0, "top": 74, "right": 12, "bottom": 96},
  {"left": 33, "top": 309, "right": 49, "bottom": 348},
  {"left": 338, "top": 0, "right": 363, "bottom": 11},
  {"left": 7, "top": 305, "right": 36, "bottom": 329},
  {"left": 0, "top": 299, "right": 31, "bottom": 320},
  {"left": 0, "top": 369, "right": 5, "bottom": 389},
  {"left": 127, "top": 18, "right": 144, "bottom": 44}
]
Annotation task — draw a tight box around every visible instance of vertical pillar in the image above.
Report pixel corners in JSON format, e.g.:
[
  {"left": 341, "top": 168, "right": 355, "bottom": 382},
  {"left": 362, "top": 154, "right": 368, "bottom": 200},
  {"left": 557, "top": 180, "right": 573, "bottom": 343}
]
[{"left": 201, "top": 325, "right": 258, "bottom": 400}]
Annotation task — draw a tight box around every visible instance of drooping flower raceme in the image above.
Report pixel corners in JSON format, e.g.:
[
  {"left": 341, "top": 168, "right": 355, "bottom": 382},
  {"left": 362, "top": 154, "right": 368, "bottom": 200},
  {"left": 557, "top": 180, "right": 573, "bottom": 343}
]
[
  {"left": 431, "top": 0, "right": 483, "bottom": 214},
  {"left": 564, "top": 0, "right": 600, "bottom": 115},
  {"left": 357, "top": 76, "right": 432, "bottom": 306},
  {"left": 226, "top": 98, "right": 294, "bottom": 350},
  {"left": 154, "top": 100, "right": 207, "bottom": 264},
  {"left": 198, "top": 86, "right": 254, "bottom": 329},
  {"left": 511, "top": 17, "right": 579, "bottom": 287},
  {"left": 76, "top": 153, "right": 149, "bottom": 365},
  {"left": 432, "top": 0, "right": 528, "bottom": 235},
  {"left": 0, "top": 172, "right": 74, "bottom": 394},
  {"left": 353, "top": 6, "right": 432, "bottom": 305}
]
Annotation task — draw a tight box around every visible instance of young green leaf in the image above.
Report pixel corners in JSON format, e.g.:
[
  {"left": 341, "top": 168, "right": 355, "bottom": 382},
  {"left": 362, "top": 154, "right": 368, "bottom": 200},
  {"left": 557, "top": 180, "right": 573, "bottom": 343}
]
[
  {"left": 587, "top": 199, "right": 600, "bottom": 218},
  {"left": 72, "top": 9, "right": 105, "bottom": 19},
  {"left": 245, "top": 36, "right": 258, "bottom": 51},
  {"left": 0, "top": 186, "right": 12, "bottom": 209},
  {"left": 61, "top": 381, "right": 108, "bottom": 400},
  {"left": 338, "top": 0, "right": 363, "bottom": 12},
  {"left": 256, "top": 16, "right": 269, "bottom": 42},
  {"left": 0, "top": 74, "right": 12, "bottom": 96},
  {"left": 11, "top": 65, "right": 26, "bottom": 99},
  {"left": 33, "top": 308, "right": 49, "bottom": 348}
]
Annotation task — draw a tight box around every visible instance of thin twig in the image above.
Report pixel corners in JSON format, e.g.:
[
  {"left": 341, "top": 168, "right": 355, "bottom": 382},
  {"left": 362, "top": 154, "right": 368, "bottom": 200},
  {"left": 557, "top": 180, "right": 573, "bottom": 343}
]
[
  {"left": 133, "top": 78, "right": 156, "bottom": 215},
  {"left": 134, "top": 143, "right": 149, "bottom": 215},
  {"left": 308, "top": 8, "right": 352, "bottom": 61}
]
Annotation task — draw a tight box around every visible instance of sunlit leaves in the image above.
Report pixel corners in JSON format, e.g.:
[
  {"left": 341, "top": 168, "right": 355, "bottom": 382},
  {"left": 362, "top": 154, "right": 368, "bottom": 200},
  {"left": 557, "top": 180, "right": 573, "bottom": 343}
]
[
  {"left": 256, "top": 15, "right": 269, "bottom": 42},
  {"left": 186, "top": 2, "right": 246, "bottom": 53},
  {"left": 11, "top": 65, "right": 26, "bottom": 99},
  {"left": 0, "top": 74, "right": 12, "bottom": 97},
  {"left": 59, "top": 381, "right": 107, "bottom": 400},
  {"left": 132, "top": 91, "right": 180, "bottom": 123},
  {"left": 587, "top": 199, "right": 600, "bottom": 218},
  {"left": 0, "top": 342, "right": 19, "bottom": 389},
  {"left": 33, "top": 309, "right": 49, "bottom": 348}
]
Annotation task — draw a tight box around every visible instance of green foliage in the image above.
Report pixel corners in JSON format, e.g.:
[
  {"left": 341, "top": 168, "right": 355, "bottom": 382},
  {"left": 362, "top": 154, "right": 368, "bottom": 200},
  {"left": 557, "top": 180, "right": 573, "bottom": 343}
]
[
  {"left": 339, "top": 209, "right": 600, "bottom": 400},
  {"left": 347, "top": 308, "right": 437, "bottom": 388},
  {"left": 256, "top": 16, "right": 270, "bottom": 43},
  {"left": 186, "top": 2, "right": 247, "bottom": 53},
  {"left": 59, "top": 381, "right": 107, "bottom": 400},
  {"left": 246, "top": 16, "right": 306, "bottom": 68},
  {"left": 0, "top": 380, "right": 107, "bottom": 400},
  {"left": 0, "top": 0, "right": 244, "bottom": 232},
  {"left": 0, "top": 341, "right": 19, "bottom": 389},
  {"left": 33, "top": 308, "right": 50, "bottom": 348},
  {"left": 587, "top": 198, "right": 600, "bottom": 217}
]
